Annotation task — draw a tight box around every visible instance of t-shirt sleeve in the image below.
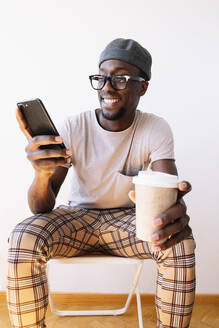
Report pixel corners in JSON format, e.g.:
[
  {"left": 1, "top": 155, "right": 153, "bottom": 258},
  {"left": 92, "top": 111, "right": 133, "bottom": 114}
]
[
  {"left": 149, "top": 117, "right": 175, "bottom": 163},
  {"left": 57, "top": 117, "right": 72, "bottom": 150}
]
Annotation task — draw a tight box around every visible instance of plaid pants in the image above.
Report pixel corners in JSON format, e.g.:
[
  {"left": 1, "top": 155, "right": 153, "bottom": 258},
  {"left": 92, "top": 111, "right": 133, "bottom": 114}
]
[{"left": 7, "top": 206, "right": 196, "bottom": 328}]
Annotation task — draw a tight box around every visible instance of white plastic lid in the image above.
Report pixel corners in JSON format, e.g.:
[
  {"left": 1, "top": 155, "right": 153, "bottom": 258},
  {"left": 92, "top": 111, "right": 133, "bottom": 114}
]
[{"left": 132, "top": 170, "right": 178, "bottom": 188}]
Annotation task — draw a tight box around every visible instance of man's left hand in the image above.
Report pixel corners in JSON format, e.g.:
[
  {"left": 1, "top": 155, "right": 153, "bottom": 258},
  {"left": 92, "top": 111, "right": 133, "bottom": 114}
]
[{"left": 129, "top": 181, "right": 192, "bottom": 251}]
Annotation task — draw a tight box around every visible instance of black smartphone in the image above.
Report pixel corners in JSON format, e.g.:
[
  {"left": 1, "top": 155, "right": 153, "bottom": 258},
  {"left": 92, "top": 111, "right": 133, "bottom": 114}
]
[{"left": 17, "top": 98, "right": 66, "bottom": 150}]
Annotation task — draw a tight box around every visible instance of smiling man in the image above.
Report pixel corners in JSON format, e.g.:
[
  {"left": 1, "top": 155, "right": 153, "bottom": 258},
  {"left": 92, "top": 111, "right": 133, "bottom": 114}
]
[{"left": 8, "top": 39, "right": 195, "bottom": 328}]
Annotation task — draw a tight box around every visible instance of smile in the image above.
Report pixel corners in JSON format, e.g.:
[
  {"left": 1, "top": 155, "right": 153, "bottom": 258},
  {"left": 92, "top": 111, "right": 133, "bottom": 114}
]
[{"left": 103, "top": 98, "right": 120, "bottom": 104}]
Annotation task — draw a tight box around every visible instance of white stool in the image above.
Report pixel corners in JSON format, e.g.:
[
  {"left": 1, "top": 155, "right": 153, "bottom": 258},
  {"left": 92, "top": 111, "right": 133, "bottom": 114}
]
[{"left": 47, "top": 255, "right": 144, "bottom": 328}]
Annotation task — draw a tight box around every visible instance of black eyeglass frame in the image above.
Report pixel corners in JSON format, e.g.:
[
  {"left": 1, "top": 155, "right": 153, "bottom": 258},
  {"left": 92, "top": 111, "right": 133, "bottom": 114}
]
[{"left": 89, "top": 74, "right": 146, "bottom": 90}]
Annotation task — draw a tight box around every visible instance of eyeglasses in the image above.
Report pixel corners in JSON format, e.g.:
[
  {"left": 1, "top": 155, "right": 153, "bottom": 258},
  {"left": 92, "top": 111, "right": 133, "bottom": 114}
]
[{"left": 89, "top": 74, "right": 145, "bottom": 91}]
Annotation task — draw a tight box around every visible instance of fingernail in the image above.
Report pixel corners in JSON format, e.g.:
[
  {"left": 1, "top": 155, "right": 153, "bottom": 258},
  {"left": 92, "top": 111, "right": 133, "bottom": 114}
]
[
  {"left": 151, "top": 232, "right": 159, "bottom": 241},
  {"left": 153, "top": 218, "right": 162, "bottom": 227},
  {"left": 181, "top": 182, "right": 187, "bottom": 188},
  {"left": 55, "top": 136, "right": 62, "bottom": 141},
  {"left": 66, "top": 149, "right": 72, "bottom": 155}
]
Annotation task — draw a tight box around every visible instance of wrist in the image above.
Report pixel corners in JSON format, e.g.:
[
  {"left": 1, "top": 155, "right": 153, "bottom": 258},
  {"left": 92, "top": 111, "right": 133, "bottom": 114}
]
[{"left": 34, "top": 169, "right": 53, "bottom": 182}]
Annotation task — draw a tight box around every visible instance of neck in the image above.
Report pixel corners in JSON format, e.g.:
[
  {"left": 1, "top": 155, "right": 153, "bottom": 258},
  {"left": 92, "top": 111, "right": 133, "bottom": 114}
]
[{"left": 95, "top": 109, "right": 136, "bottom": 132}]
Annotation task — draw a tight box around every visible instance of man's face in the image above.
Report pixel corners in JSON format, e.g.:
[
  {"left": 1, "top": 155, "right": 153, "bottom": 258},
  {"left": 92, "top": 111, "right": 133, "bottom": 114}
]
[{"left": 98, "top": 59, "right": 147, "bottom": 121}]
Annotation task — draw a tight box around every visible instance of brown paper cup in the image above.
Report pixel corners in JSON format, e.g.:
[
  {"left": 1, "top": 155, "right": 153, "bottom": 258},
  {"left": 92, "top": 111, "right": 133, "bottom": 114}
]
[
  {"left": 135, "top": 184, "right": 177, "bottom": 242},
  {"left": 133, "top": 171, "right": 178, "bottom": 243}
]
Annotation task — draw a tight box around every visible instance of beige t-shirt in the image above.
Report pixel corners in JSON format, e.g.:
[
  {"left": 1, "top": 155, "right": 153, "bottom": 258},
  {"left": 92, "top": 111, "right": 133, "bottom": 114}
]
[{"left": 59, "top": 110, "right": 175, "bottom": 209}]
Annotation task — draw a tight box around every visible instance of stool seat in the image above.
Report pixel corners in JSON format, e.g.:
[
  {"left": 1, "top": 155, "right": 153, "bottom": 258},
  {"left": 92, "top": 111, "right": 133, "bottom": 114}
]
[
  {"left": 47, "top": 254, "right": 144, "bottom": 328},
  {"left": 49, "top": 254, "right": 144, "bottom": 264}
]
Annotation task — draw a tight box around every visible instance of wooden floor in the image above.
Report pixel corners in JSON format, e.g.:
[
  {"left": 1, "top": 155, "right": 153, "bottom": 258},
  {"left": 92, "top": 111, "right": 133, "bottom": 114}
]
[{"left": 1, "top": 294, "right": 219, "bottom": 327}]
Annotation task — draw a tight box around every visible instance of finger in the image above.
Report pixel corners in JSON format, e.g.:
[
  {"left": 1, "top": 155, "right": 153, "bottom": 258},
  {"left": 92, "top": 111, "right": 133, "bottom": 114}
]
[
  {"left": 152, "top": 200, "right": 187, "bottom": 228},
  {"left": 33, "top": 157, "right": 71, "bottom": 169},
  {"left": 177, "top": 180, "right": 192, "bottom": 199},
  {"left": 26, "top": 148, "right": 72, "bottom": 161},
  {"left": 150, "top": 215, "right": 190, "bottom": 244},
  {"left": 151, "top": 225, "right": 192, "bottom": 251},
  {"left": 26, "top": 135, "right": 67, "bottom": 151},
  {"left": 16, "top": 108, "right": 32, "bottom": 139},
  {"left": 128, "top": 190, "right": 136, "bottom": 203}
]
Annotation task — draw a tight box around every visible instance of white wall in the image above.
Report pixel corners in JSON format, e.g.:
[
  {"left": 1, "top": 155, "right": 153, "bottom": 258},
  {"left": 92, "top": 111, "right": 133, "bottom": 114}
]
[{"left": 0, "top": 0, "right": 219, "bottom": 294}]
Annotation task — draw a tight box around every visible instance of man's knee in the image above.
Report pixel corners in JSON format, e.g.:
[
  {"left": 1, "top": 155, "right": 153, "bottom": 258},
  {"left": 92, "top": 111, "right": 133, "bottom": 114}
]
[
  {"left": 8, "top": 217, "right": 49, "bottom": 255},
  {"left": 173, "top": 234, "right": 195, "bottom": 254},
  {"left": 180, "top": 234, "right": 196, "bottom": 255},
  {"left": 156, "top": 235, "right": 196, "bottom": 265}
]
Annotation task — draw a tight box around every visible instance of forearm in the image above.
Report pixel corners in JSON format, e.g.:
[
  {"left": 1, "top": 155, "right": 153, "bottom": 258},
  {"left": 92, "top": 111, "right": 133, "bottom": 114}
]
[{"left": 28, "top": 171, "right": 56, "bottom": 214}]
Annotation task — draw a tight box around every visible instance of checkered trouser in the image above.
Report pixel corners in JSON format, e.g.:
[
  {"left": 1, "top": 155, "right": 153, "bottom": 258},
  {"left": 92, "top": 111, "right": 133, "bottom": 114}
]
[{"left": 7, "top": 206, "right": 196, "bottom": 328}]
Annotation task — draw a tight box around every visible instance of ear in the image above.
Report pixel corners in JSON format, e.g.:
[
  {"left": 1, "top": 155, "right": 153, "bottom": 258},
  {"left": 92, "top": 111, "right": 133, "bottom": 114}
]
[{"left": 139, "top": 81, "right": 149, "bottom": 96}]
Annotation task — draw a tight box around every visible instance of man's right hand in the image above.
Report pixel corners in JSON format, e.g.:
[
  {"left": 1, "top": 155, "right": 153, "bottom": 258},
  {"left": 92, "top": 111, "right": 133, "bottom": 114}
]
[{"left": 16, "top": 107, "right": 72, "bottom": 176}]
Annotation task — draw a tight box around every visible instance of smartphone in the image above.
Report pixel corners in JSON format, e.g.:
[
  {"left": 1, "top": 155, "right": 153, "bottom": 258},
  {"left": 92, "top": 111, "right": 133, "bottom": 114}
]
[{"left": 17, "top": 98, "right": 66, "bottom": 150}]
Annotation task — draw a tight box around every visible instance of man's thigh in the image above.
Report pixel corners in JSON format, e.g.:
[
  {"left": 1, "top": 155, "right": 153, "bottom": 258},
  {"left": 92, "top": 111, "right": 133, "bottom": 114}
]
[
  {"left": 99, "top": 208, "right": 152, "bottom": 258},
  {"left": 98, "top": 207, "right": 195, "bottom": 261},
  {"left": 9, "top": 206, "right": 102, "bottom": 258}
]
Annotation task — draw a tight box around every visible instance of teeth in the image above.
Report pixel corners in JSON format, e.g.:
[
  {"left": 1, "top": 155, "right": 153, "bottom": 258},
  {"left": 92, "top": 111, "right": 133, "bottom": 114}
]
[{"left": 103, "top": 99, "right": 119, "bottom": 104}]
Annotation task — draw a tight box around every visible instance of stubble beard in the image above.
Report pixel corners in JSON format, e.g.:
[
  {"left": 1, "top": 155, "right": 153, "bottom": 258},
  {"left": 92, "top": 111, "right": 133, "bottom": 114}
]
[{"left": 101, "top": 106, "right": 126, "bottom": 121}]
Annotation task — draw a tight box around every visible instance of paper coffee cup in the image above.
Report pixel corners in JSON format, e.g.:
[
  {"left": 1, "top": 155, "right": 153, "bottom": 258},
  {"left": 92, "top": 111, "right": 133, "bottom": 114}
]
[{"left": 133, "top": 171, "right": 178, "bottom": 243}]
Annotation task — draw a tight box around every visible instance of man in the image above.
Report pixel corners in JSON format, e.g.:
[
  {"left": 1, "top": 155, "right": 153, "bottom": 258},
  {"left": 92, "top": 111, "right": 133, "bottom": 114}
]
[{"left": 8, "top": 38, "right": 195, "bottom": 328}]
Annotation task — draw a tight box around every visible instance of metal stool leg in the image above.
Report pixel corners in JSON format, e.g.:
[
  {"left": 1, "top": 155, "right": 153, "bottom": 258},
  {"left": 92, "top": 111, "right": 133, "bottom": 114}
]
[
  {"left": 47, "top": 258, "right": 144, "bottom": 328},
  {"left": 121, "top": 261, "right": 144, "bottom": 316},
  {"left": 135, "top": 264, "right": 144, "bottom": 328}
]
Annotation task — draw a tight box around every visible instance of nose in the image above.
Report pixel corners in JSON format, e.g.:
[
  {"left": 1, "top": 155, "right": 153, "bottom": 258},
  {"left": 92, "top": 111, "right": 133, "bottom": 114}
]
[{"left": 102, "top": 77, "right": 115, "bottom": 92}]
